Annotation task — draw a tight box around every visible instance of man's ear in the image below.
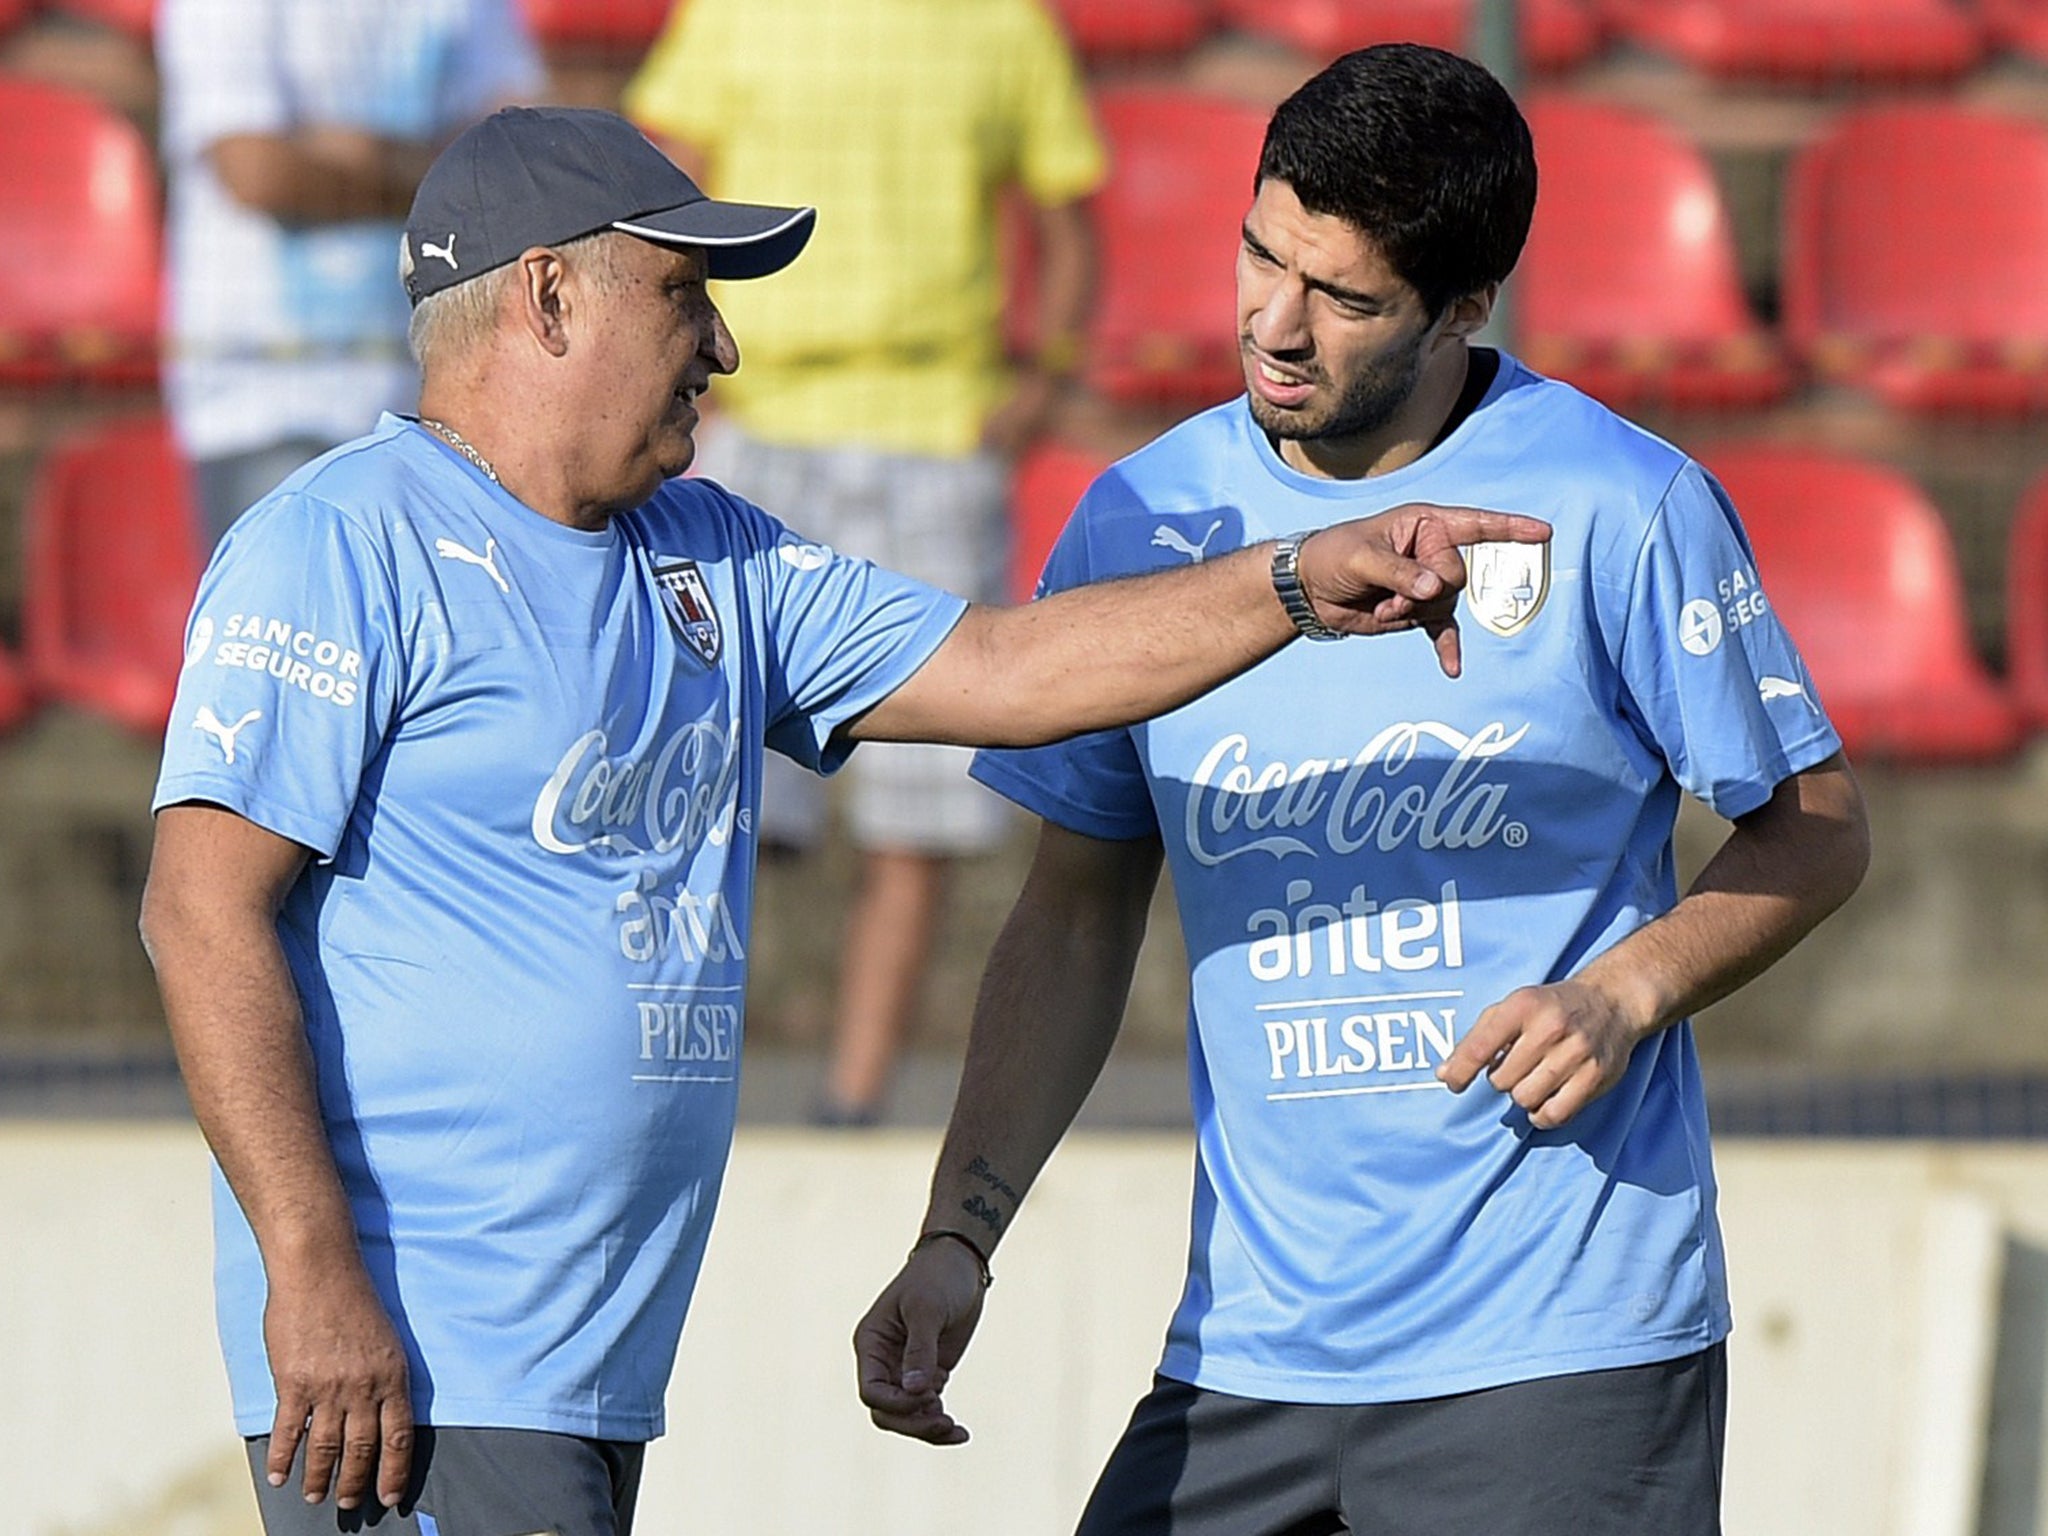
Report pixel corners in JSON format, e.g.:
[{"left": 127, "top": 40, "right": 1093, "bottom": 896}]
[
  {"left": 1438, "top": 284, "right": 1498, "bottom": 344},
  {"left": 516, "top": 247, "right": 572, "bottom": 358}
]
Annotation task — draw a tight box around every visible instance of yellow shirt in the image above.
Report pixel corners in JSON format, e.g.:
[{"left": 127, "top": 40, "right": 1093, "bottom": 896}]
[{"left": 625, "top": 0, "right": 1105, "bottom": 457}]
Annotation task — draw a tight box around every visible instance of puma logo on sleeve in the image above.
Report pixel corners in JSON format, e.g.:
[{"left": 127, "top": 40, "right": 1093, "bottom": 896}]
[
  {"left": 193, "top": 706, "right": 262, "bottom": 765},
  {"left": 1151, "top": 521, "right": 1223, "bottom": 563}
]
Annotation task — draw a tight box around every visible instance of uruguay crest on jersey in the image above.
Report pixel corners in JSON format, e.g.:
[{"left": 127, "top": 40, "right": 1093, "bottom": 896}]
[
  {"left": 652, "top": 557, "right": 721, "bottom": 665},
  {"left": 1464, "top": 540, "right": 1550, "bottom": 637}
]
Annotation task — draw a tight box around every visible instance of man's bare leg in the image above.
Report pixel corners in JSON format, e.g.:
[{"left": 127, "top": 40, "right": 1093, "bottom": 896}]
[{"left": 819, "top": 848, "right": 947, "bottom": 1123}]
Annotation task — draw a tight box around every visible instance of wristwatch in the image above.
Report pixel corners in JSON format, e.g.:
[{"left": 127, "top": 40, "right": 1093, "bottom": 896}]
[{"left": 1271, "top": 532, "right": 1343, "bottom": 641}]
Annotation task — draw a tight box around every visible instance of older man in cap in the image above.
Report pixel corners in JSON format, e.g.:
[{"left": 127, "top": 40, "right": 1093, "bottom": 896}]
[{"left": 140, "top": 106, "right": 1546, "bottom": 1534}]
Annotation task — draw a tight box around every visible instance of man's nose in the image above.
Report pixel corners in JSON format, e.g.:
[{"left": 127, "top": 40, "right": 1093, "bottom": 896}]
[
  {"left": 1248, "top": 283, "right": 1311, "bottom": 356},
  {"left": 704, "top": 308, "right": 739, "bottom": 375}
]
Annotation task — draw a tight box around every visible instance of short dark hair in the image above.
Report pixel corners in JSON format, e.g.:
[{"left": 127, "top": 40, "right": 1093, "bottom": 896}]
[{"left": 1256, "top": 43, "right": 1537, "bottom": 318}]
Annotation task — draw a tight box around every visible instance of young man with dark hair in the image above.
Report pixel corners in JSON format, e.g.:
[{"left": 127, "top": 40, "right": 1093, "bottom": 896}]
[{"left": 857, "top": 44, "right": 1868, "bottom": 1535}]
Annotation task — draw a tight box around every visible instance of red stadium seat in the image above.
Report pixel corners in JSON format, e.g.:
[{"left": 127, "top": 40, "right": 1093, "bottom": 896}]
[
  {"left": 1218, "top": 0, "right": 1603, "bottom": 71},
  {"left": 1518, "top": 97, "right": 1789, "bottom": 410},
  {"left": 0, "top": 644, "right": 34, "bottom": 735},
  {"left": 1782, "top": 106, "right": 2048, "bottom": 416},
  {"left": 0, "top": 0, "right": 34, "bottom": 41},
  {"left": 1010, "top": 441, "right": 1111, "bottom": 602},
  {"left": 24, "top": 415, "right": 204, "bottom": 737},
  {"left": 45, "top": 0, "right": 156, "bottom": 38},
  {"left": 0, "top": 75, "right": 161, "bottom": 387},
  {"left": 1051, "top": 0, "right": 1216, "bottom": 58},
  {"left": 1702, "top": 443, "right": 2019, "bottom": 763},
  {"left": 1086, "top": 87, "right": 1271, "bottom": 406},
  {"left": 1603, "top": 0, "right": 1983, "bottom": 83},
  {"left": 2006, "top": 471, "right": 2048, "bottom": 729},
  {"left": 517, "top": 0, "right": 673, "bottom": 51}
]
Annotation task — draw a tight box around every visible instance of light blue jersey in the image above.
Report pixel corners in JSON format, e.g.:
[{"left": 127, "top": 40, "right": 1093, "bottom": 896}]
[
  {"left": 974, "top": 358, "right": 1841, "bottom": 1404},
  {"left": 154, "top": 416, "right": 965, "bottom": 1439}
]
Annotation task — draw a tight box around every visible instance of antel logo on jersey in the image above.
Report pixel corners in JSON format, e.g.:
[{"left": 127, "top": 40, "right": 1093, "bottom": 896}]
[
  {"left": 1184, "top": 721, "right": 1529, "bottom": 866},
  {"left": 532, "top": 723, "right": 739, "bottom": 858},
  {"left": 1679, "top": 599, "right": 1724, "bottom": 657}
]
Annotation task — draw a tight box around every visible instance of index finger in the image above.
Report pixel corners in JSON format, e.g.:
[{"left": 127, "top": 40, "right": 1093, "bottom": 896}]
[
  {"left": 1426, "top": 509, "right": 1552, "bottom": 547},
  {"left": 1436, "top": 1007, "right": 1520, "bottom": 1092}
]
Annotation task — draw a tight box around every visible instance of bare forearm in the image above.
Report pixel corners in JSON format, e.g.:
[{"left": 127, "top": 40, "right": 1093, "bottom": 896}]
[
  {"left": 899, "top": 546, "right": 1293, "bottom": 747},
  {"left": 1581, "top": 756, "right": 1870, "bottom": 1034},
  {"left": 145, "top": 901, "right": 360, "bottom": 1274},
  {"left": 855, "top": 830, "right": 1160, "bottom": 1443},
  {"left": 920, "top": 836, "right": 1161, "bottom": 1253},
  {"left": 1440, "top": 755, "right": 1870, "bottom": 1127},
  {"left": 143, "top": 807, "right": 411, "bottom": 1506},
  {"left": 1029, "top": 199, "right": 1094, "bottom": 371},
  {"left": 854, "top": 504, "right": 1552, "bottom": 747},
  {"left": 210, "top": 130, "right": 435, "bottom": 223}
]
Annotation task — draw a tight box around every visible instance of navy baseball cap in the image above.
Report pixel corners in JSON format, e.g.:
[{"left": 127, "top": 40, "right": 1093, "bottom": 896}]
[{"left": 401, "top": 105, "right": 816, "bottom": 305}]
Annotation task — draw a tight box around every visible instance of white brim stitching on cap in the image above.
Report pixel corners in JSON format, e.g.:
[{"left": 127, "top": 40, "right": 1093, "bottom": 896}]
[{"left": 610, "top": 208, "right": 815, "bottom": 246}]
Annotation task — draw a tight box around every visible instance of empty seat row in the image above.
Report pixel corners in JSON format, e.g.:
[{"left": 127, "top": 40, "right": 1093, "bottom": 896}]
[
  {"left": 12, "top": 0, "right": 1588, "bottom": 64},
  {"left": 513, "top": 0, "right": 2048, "bottom": 79},
  {"left": 1527, "top": 96, "right": 2048, "bottom": 416},
  {"left": 1605, "top": 0, "right": 1986, "bottom": 83},
  {"left": 525, "top": 0, "right": 2048, "bottom": 78},
  {"left": 6, "top": 0, "right": 2043, "bottom": 82},
  {"left": 1013, "top": 437, "right": 2048, "bottom": 763},
  {"left": 4, "top": 68, "right": 2045, "bottom": 420},
  {"left": 1042, "top": 90, "right": 2048, "bottom": 417}
]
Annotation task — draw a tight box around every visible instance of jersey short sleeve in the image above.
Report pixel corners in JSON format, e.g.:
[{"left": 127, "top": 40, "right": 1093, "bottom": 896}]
[
  {"left": 970, "top": 475, "right": 1159, "bottom": 841},
  {"left": 731, "top": 500, "right": 968, "bottom": 775},
  {"left": 153, "top": 494, "right": 403, "bottom": 859},
  {"left": 1606, "top": 461, "right": 1843, "bottom": 820},
  {"left": 1006, "top": 0, "right": 1108, "bottom": 207}
]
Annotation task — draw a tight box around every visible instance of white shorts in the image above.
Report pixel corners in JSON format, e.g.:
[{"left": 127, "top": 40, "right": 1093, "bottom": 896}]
[{"left": 693, "top": 422, "right": 1015, "bottom": 854}]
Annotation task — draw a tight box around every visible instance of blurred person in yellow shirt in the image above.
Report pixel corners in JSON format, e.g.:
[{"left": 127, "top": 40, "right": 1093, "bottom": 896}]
[{"left": 626, "top": 0, "right": 1105, "bottom": 1125}]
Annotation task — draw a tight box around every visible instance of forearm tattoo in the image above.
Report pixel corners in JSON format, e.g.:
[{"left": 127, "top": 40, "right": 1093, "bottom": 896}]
[{"left": 957, "top": 1156, "right": 1022, "bottom": 1234}]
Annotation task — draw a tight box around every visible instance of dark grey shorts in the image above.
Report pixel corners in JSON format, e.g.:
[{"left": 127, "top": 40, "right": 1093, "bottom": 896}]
[
  {"left": 1076, "top": 1345, "right": 1726, "bottom": 1536},
  {"left": 244, "top": 1426, "right": 644, "bottom": 1536}
]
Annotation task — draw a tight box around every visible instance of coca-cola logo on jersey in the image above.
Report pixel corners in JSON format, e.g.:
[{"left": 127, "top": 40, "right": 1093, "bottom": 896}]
[
  {"left": 532, "top": 724, "right": 739, "bottom": 858},
  {"left": 1183, "top": 721, "right": 1529, "bottom": 867}
]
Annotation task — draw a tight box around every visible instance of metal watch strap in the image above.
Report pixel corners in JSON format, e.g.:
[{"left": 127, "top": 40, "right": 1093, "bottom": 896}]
[{"left": 1271, "top": 533, "right": 1343, "bottom": 641}]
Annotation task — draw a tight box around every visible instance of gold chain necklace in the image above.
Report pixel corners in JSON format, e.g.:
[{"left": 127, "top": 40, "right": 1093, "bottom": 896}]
[{"left": 419, "top": 417, "right": 499, "bottom": 484}]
